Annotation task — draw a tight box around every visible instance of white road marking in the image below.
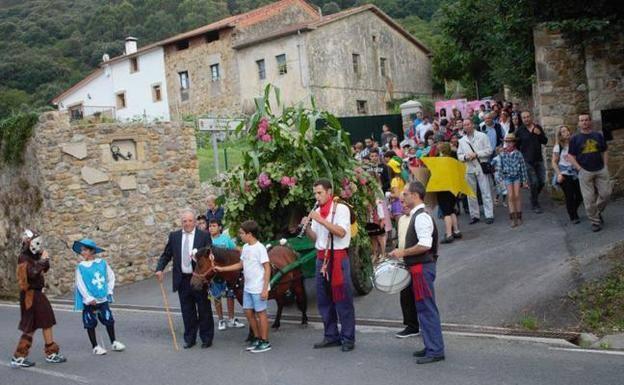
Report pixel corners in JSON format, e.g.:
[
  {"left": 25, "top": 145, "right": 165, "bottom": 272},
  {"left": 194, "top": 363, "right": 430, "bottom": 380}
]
[
  {"left": 1, "top": 361, "right": 90, "bottom": 383},
  {"left": 549, "top": 347, "right": 624, "bottom": 356}
]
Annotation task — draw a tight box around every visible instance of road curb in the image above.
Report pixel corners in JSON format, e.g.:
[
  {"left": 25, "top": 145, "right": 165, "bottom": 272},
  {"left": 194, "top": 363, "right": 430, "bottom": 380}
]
[{"left": 45, "top": 298, "right": 580, "bottom": 344}]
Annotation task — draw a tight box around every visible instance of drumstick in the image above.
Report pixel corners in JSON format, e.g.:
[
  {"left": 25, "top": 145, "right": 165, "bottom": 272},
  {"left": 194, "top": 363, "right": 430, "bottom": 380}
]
[{"left": 159, "top": 278, "right": 179, "bottom": 351}]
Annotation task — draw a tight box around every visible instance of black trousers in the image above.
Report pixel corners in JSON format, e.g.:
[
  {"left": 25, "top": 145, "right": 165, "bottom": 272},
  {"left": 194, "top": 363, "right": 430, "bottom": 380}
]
[
  {"left": 560, "top": 175, "right": 583, "bottom": 221},
  {"left": 178, "top": 275, "right": 214, "bottom": 345},
  {"left": 400, "top": 282, "right": 419, "bottom": 331}
]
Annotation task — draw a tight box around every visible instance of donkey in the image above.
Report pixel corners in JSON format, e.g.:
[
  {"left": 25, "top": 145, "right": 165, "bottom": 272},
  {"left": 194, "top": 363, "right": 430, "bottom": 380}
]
[{"left": 191, "top": 245, "right": 308, "bottom": 335}]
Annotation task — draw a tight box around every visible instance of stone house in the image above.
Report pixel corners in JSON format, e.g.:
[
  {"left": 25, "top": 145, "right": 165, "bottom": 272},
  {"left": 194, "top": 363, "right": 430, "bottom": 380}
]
[
  {"left": 162, "top": 0, "right": 319, "bottom": 119},
  {"left": 533, "top": 26, "right": 624, "bottom": 194},
  {"left": 53, "top": 0, "right": 432, "bottom": 121},
  {"left": 234, "top": 4, "right": 432, "bottom": 116}
]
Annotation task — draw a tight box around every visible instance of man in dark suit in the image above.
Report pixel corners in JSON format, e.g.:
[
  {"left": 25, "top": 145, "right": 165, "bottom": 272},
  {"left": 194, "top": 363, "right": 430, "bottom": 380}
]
[{"left": 156, "top": 208, "right": 213, "bottom": 348}]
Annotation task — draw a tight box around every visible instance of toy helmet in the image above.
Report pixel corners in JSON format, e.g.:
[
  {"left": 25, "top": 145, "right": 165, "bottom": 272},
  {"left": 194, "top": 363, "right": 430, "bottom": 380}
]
[{"left": 23, "top": 229, "right": 43, "bottom": 255}]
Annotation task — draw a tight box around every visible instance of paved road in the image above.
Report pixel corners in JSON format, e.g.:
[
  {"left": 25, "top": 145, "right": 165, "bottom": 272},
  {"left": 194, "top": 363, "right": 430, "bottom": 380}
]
[
  {"left": 60, "top": 198, "right": 624, "bottom": 329},
  {"left": 1, "top": 304, "right": 622, "bottom": 385}
]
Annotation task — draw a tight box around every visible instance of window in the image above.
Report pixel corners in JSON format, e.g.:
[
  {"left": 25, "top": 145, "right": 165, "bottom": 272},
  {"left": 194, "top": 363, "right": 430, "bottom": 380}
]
[
  {"left": 205, "top": 30, "right": 219, "bottom": 43},
  {"left": 179, "top": 71, "right": 189, "bottom": 101},
  {"left": 68, "top": 104, "right": 83, "bottom": 121},
  {"left": 210, "top": 64, "right": 220, "bottom": 81},
  {"left": 176, "top": 40, "right": 189, "bottom": 50},
  {"left": 130, "top": 57, "right": 139, "bottom": 73},
  {"left": 356, "top": 100, "right": 367, "bottom": 114},
  {"left": 352, "top": 53, "right": 360, "bottom": 76},
  {"left": 380, "top": 57, "right": 387, "bottom": 77},
  {"left": 276, "top": 54, "right": 287, "bottom": 75},
  {"left": 116, "top": 92, "right": 127, "bottom": 109},
  {"left": 152, "top": 84, "right": 162, "bottom": 102},
  {"left": 256, "top": 59, "right": 266, "bottom": 80},
  {"left": 179, "top": 71, "right": 189, "bottom": 89}
]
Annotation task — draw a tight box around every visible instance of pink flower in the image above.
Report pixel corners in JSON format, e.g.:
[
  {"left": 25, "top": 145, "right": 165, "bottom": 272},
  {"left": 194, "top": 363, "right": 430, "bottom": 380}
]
[
  {"left": 259, "top": 134, "right": 272, "bottom": 142},
  {"left": 340, "top": 188, "right": 353, "bottom": 199},
  {"left": 257, "top": 172, "right": 272, "bottom": 189},
  {"left": 280, "top": 176, "right": 297, "bottom": 187},
  {"left": 257, "top": 118, "right": 269, "bottom": 137},
  {"left": 359, "top": 177, "right": 367, "bottom": 185},
  {"left": 341, "top": 177, "right": 350, "bottom": 188}
]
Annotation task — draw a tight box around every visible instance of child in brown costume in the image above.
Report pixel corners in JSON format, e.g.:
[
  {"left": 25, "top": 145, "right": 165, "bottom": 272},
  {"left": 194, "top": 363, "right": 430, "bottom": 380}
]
[{"left": 11, "top": 230, "right": 66, "bottom": 368}]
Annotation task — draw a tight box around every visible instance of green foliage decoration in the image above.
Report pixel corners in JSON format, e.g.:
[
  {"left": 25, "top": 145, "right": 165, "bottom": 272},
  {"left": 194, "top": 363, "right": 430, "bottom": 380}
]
[
  {"left": 214, "top": 85, "right": 380, "bottom": 241},
  {"left": 0, "top": 112, "right": 38, "bottom": 166}
]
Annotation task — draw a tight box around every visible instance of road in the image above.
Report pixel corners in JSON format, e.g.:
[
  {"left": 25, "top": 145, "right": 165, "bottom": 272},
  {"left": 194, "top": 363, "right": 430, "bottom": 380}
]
[
  {"left": 1, "top": 303, "right": 622, "bottom": 385},
  {"left": 62, "top": 198, "right": 624, "bottom": 329}
]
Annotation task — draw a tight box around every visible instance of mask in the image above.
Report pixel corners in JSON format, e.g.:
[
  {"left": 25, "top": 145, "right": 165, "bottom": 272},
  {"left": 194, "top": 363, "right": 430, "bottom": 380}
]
[{"left": 29, "top": 236, "right": 43, "bottom": 254}]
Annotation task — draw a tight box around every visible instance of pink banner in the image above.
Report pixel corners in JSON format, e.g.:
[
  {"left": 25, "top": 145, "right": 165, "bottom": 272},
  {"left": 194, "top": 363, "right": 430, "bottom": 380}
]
[{"left": 435, "top": 99, "right": 467, "bottom": 118}]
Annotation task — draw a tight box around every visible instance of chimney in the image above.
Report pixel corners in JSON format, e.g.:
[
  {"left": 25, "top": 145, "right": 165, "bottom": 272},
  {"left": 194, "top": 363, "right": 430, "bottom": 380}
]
[{"left": 125, "top": 36, "right": 138, "bottom": 55}]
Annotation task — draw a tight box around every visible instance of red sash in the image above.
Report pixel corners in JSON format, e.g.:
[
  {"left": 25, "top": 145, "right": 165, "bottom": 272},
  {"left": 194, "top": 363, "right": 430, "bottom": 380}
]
[
  {"left": 317, "top": 249, "right": 348, "bottom": 302},
  {"left": 409, "top": 264, "right": 432, "bottom": 301}
]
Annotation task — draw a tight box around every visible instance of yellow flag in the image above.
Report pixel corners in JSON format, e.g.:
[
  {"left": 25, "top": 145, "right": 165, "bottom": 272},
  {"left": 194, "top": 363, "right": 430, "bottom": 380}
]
[{"left": 421, "top": 157, "right": 475, "bottom": 197}]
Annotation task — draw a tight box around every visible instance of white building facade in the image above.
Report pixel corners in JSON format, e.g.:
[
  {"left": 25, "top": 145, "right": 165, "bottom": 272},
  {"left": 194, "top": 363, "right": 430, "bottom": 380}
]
[{"left": 53, "top": 42, "right": 170, "bottom": 122}]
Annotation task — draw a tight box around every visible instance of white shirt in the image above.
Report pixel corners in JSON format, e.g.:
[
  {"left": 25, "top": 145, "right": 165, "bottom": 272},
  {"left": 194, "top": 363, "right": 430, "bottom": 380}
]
[
  {"left": 500, "top": 120, "right": 511, "bottom": 137},
  {"left": 416, "top": 122, "right": 433, "bottom": 142},
  {"left": 241, "top": 242, "right": 270, "bottom": 294},
  {"left": 409, "top": 204, "right": 433, "bottom": 248},
  {"left": 75, "top": 258, "right": 115, "bottom": 304},
  {"left": 181, "top": 229, "right": 195, "bottom": 274},
  {"left": 397, "top": 214, "right": 411, "bottom": 249},
  {"left": 311, "top": 202, "right": 351, "bottom": 250},
  {"left": 457, "top": 131, "right": 493, "bottom": 174}
]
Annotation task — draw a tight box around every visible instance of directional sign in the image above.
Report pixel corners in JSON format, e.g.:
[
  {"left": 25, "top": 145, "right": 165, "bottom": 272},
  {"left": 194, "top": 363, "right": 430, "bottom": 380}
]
[{"left": 198, "top": 118, "right": 243, "bottom": 131}]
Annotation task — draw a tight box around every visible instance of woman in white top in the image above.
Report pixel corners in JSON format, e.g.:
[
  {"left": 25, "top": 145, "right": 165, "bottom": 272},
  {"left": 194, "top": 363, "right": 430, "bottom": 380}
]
[
  {"left": 552, "top": 125, "right": 583, "bottom": 223},
  {"left": 499, "top": 110, "right": 512, "bottom": 137}
]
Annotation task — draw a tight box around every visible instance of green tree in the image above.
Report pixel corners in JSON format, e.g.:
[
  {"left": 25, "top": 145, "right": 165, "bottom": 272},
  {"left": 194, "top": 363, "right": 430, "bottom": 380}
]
[
  {"left": 177, "top": 0, "right": 230, "bottom": 30},
  {"left": 0, "top": 88, "right": 31, "bottom": 119}
]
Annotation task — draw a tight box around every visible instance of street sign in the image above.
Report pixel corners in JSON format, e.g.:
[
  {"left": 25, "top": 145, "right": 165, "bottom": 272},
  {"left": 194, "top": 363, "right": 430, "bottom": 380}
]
[{"left": 198, "top": 118, "right": 243, "bottom": 131}]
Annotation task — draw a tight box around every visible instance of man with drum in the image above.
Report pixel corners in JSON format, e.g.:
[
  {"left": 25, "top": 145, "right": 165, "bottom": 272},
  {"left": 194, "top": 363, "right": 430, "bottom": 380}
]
[
  {"left": 301, "top": 179, "right": 355, "bottom": 352},
  {"left": 389, "top": 181, "right": 444, "bottom": 364}
]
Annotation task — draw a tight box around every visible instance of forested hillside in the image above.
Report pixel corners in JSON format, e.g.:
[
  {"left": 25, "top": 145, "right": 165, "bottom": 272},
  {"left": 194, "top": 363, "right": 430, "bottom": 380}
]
[
  {"left": 0, "top": 0, "right": 441, "bottom": 118},
  {"left": 0, "top": 0, "right": 621, "bottom": 118}
]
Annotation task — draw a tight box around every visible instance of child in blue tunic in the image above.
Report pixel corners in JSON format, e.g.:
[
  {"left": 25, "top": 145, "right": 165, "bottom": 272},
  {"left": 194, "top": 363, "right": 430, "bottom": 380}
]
[{"left": 73, "top": 238, "right": 125, "bottom": 355}]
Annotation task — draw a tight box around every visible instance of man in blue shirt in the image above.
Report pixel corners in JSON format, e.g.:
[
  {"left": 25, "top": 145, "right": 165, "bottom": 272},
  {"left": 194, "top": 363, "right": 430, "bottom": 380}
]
[{"left": 568, "top": 113, "right": 612, "bottom": 232}]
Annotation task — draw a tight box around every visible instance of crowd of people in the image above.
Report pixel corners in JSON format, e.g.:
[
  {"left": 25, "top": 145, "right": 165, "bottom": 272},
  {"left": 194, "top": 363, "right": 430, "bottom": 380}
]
[
  {"left": 351, "top": 102, "right": 613, "bottom": 258},
  {"left": 10, "top": 102, "right": 611, "bottom": 368}
]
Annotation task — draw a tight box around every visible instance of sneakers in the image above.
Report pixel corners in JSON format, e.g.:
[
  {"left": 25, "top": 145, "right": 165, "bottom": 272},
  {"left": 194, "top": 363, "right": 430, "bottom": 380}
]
[
  {"left": 10, "top": 356, "right": 35, "bottom": 368},
  {"left": 228, "top": 318, "right": 245, "bottom": 328},
  {"left": 218, "top": 319, "right": 227, "bottom": 331},
  {"left": 395, "top": 327, "right": 420, "bottom": 338},
  {"left": 440, "top": 236, "right": 454, "bottom": 244},
  {"left": 469, "top": 217, "right": 480, "bottom": 225},
  {"left": 92, "top": 345, "right": 107, "bottom": 355},
  {"left": 251, "top": 340, "right": 272, "bottom": 353},
  {"left": 111, "top": 341, "right": 126, "bottom": 352},
  {"left": 452, "top": 231, "right": 463, "bottom": 239},
  {"left": 45, "top": 352, "right": 67, "bottom": 363},
  {"left": 245, "top": 338, "right": 260, "bottom": 351},
  {"left": 591, "top": 224, "right": 602, "bottom": 232}
]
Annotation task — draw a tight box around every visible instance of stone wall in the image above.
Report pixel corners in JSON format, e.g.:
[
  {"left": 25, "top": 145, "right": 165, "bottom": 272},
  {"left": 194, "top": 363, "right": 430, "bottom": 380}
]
[
  {"left": 0, "top": 141, "right": 42, "bottom": 297},
  {"left": 533, "top": 26, "right": 624, "bottom": 195},
  {"left": 0, "top": 112, "right": 202, "bottom": 296}
]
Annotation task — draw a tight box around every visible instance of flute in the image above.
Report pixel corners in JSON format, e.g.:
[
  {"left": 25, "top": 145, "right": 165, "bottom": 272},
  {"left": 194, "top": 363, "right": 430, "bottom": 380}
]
[{"left": 297, "top": 202, "right": 319, "bottom": 238}]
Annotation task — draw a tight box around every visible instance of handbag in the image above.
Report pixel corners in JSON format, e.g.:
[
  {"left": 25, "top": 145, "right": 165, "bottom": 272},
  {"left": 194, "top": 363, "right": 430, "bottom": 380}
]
[{"left": 467, "top": 141, "right": 494, "bottom": 174}]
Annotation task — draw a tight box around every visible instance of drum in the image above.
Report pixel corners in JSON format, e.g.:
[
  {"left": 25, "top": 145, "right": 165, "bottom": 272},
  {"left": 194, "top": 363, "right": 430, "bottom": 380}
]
[{"left": 372, "top": 260, "right": 410, "bottom": 294}]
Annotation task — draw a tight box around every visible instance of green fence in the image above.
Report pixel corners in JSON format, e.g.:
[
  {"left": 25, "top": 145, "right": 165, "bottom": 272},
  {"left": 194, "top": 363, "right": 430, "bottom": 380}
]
[{"left": 332, "top": 114, "right": 404, "bottom": 144}]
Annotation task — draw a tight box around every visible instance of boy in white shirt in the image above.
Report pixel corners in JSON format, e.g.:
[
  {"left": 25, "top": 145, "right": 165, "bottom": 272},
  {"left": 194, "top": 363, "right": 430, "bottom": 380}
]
[
  {"left": 214, "top": 220, "right": 271, "bottom": 353},
  {"left": 73, "top": 238, "right": 125, "bottom": 355}
]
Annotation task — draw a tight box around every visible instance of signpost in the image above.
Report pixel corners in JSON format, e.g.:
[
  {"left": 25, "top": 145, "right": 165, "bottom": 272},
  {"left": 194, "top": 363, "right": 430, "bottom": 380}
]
[{"left": 198, "top": 118, "right": 243, "bottom": 175}]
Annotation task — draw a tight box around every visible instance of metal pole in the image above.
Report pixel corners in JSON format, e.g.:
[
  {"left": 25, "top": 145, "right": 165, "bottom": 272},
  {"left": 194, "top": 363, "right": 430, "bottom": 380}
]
[
  {"left": 224, "top": 145, "right": 228, "bottom": 170},
  {"left": 212, "top": 133, "right": 219, "bottom": 174}
]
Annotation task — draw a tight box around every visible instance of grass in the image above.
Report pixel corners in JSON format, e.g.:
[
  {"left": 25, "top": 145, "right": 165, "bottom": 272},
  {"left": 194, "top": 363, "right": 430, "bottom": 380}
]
[
  {"left": 519, "top": 314, "right": 539, "bottom": 331},
  {"left": 197, "top": 138, "right": 249, "bottom": 182},
  {"left": 574, "top": 261, "right": 624, "bottom": 336}
]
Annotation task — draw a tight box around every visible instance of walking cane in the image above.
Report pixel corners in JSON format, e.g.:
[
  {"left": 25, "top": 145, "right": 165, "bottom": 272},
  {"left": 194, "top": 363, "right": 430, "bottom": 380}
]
[{"left": 158, "top": 278, "right": 179, "bottom": 351}]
